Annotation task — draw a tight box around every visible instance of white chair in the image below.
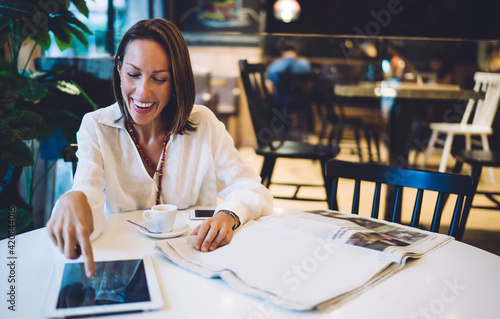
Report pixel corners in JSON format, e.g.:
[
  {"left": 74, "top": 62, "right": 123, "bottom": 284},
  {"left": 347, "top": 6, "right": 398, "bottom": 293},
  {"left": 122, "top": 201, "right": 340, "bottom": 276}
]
[{"left": 420, "top": 72, "right": 500, "bottom": 183}]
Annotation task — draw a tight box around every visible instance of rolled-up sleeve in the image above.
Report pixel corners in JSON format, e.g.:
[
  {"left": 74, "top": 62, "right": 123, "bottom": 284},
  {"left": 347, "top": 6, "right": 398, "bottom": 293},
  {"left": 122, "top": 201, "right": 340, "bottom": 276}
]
[
  {"left": 71, "top": 113, "right": 107, "bottom": 240},
  {"left": 207, "top": 109, "right": 274, "bottom": 224}
]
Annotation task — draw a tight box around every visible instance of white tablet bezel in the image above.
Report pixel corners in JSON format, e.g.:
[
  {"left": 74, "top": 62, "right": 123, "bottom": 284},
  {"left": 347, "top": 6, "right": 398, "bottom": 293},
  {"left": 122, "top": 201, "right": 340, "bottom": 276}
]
[{"left": 43, "top": 255, "right": 164, "bottom": 318}]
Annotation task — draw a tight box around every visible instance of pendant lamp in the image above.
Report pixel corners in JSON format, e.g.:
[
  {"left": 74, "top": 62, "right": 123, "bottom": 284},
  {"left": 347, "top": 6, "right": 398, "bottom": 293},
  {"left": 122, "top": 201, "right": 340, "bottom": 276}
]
[{"left": 273, "top": 0, "right": 301, "bottom": 23}]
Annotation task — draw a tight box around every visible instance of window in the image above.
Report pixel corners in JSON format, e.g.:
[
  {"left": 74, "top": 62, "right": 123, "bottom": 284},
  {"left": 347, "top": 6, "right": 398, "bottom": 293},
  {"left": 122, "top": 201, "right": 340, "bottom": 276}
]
[{"left": 44, "top": 0, "right": 133, "bottom": 57}]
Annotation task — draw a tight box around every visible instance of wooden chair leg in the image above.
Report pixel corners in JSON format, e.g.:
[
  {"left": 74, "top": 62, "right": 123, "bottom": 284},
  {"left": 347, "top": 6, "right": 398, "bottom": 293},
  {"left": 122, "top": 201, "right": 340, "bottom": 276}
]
[
  {"left": 354, "top": 128, "right": 363, "bottom": 162},
  {"left": 260, "top": 156, "right": 276, "bottom": 188},
  {"left": 364, "top": 129, "right": 374, "bottom": 162},
  {"left": 480, "top": 134, "right": 495, "bottom": 184},
  {"left": 465, "top": 134, "right": 472, "bottom": 150},
  {"left": 421, "top": 129, "right": 438, "bottom": 169},
  {"left": 457, "top": 164, "right": 483, "bottom": 241},
  {"left": 328, "top": 176, "right": 339, "bottom": 211},
  {"left": 373, "top": 130, "right": 381, "bottom": 162},
  {"left": 439, "top": 133, "right": 454, "bottom": 172},
  {"left": 437, "top": 158, "right": 466, "bottom": 232},
  {"left": 333, "top": 127, "right": 343, "bottom": 147},
  {"left": 321, "top": 158, "right": 333, "bottom": 206}
]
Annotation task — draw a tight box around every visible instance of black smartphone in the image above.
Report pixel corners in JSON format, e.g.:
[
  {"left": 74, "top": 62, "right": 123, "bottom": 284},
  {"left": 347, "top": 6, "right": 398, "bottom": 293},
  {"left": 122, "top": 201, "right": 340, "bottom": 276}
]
[{"left": 189, "top": 209, "right": 215, "bottom": 220}]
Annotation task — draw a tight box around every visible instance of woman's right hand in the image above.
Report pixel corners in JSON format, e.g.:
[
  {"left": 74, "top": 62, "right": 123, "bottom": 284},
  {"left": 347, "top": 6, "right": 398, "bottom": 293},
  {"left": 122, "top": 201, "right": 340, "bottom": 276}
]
[{"left": 46, "top": 191, "right": 96, "bottom": 277}]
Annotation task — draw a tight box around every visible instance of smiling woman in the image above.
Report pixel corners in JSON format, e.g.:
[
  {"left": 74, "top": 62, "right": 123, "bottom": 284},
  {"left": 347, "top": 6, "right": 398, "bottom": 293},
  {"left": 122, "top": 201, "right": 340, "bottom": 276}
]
[{"left": 45, "top": 18, "right": 273, "bottom": 278}]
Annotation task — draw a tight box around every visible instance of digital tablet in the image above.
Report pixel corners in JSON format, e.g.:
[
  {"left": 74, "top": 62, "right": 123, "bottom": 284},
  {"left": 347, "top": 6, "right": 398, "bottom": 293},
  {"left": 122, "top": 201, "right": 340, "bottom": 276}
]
[{"left": 44, "top": 256, "right": 163, "bottom": 318}]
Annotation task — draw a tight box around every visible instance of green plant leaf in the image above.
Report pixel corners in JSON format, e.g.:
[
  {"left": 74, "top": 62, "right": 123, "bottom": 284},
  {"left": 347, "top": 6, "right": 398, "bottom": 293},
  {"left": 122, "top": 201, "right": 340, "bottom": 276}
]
[
  {"left": 59, "top": 108, "right": 80, "bottom": 120},
  {"left": 38, "top": 108, "right": 80, "bottom": 143},
  {"left": 0, "top": 73, "right": 20, "bottom": 116},
  {"left": 71, "top": 80, "right": 98, "bottom": 110},
  {"left": 3, "top": 110, "right": 46, "bottom": 140},
  {"left": 0, "top": 120, "right": 16, "bottom": 145},
  {"left": 33, "top": 26, "right": 51, "bottom": 51},
  {"left": 59, "top": 11, "right": 92, "bottom": 35},
  {"left": 0, "top": 139, "right": 34, "bottom": 166},
  {"left": 52, "top": 25, "right": 73, "bottom": 51},
  {"left": 71, "top": 0, "right": 90, "bottom": 18},
  {"left": 56, "top": 80, "right": 81, "bottom": 95},
  {"left": 0, "top": 16, "right": 12, "bottom": 31},
  {"left": 59, "top": 119, "right": 79, "bottom": 144},
  {"left": 0, "top": 206, "right": 34, "bottom": 240},
  {"left": 20, "top": 80, "right": 48, "bottom": 102},
  {"left": 0, "top": 30, "right": 8, "bottom": 49},
  {"left": 49, "top": 14, "right": 83, "bottom": 50},
  {"left": 0, "top": 59, "right": 17, "bottom": 73},
  {"left": 0, "top": 159, "right": 8, "bottom": 182},
  {"left": 66, "top": 24, "right": 88, "bottom": 47}
]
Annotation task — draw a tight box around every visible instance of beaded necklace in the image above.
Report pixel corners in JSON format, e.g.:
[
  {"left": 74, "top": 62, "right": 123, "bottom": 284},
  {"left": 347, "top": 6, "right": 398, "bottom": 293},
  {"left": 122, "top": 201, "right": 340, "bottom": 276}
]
[{"left": 127, "top": 123, "right": 169, "bottom": 205}]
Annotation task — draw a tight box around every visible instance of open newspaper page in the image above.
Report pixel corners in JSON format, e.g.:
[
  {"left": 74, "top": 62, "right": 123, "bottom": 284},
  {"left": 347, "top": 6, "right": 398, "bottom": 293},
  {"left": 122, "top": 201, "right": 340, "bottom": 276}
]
[
  {"left": 260, "top": 210, "right": 454, "bottom": 264},
  {"left": 155, "top": 210, "right": 452, "bottom": 311},
  {"left": 156, "top": 217, "right": 411, "bottom": 311}
]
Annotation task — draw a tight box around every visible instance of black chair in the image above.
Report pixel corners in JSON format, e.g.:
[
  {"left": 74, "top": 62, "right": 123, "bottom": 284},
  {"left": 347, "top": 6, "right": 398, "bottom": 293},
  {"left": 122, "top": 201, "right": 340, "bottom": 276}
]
[
  {"left": 239, "top": 59, "right": 340, "bottom": 203},
  {"left": 61, "top": 144, "right": 78, "bottom": 176},
  {"left": 311, "top": 65, "right": 382, "bottom": 163},
  {"left": 326, "top": 159, "right": 475, "bottom": 238},
  {"left": 317, "top": 99, "right": 382, "bottom": 163},
  {"left": 274, "top": 71, "right": 315, "bottom": 138},
  {"left": 451, "top": 149, "right": 500, "bottom": 239}
]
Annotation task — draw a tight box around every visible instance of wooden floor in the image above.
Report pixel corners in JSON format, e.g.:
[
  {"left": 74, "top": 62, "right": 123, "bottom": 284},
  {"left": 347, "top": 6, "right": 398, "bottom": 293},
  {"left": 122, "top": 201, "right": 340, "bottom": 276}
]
[{"left": 238, "top": 140, "right": 500, "bottom": 256}]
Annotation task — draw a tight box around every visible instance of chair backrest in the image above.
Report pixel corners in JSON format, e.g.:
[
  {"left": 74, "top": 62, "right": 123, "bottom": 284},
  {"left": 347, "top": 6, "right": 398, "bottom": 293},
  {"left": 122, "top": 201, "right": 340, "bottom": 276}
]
[
  {"left": 461, "top": 72, "right": 500, "bottom": 128},
  {"left": 275, "top": 70, "right": 313, "bottom": 112},
  {"left": 326, "top": 159, "right": 474, "bottom": 238},
  {"left": 238, "top": 59, "right": 280, "bottom": 148},
  {"left": 61, "top": 144, "right": 78, "bottom": 176}
]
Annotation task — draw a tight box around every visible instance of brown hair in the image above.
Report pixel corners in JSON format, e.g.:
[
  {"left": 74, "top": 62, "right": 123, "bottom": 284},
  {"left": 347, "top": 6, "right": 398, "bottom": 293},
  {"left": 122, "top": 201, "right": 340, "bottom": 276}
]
[{"left": 112, "top": 18, "right": 197, "bottom": 134}]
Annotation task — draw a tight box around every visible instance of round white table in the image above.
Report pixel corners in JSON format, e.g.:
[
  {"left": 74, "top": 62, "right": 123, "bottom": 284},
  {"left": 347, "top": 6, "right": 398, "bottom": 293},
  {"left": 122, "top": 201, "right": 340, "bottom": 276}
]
[{"left": 1, "top": 208, "right": 500, "bottom": 318}]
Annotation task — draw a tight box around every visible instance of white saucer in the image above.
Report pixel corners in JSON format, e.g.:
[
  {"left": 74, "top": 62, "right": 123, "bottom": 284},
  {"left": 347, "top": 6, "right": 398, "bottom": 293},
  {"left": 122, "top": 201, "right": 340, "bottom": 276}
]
[{"left": 138, "top": 220, "right": 190, "bottom": 239}]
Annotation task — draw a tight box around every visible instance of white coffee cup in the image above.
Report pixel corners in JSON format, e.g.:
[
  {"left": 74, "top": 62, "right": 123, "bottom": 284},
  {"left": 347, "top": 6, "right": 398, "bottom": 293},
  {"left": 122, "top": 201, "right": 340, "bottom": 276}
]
[{"left": 143, "top": 204, "right": 177, "bottom": 233}]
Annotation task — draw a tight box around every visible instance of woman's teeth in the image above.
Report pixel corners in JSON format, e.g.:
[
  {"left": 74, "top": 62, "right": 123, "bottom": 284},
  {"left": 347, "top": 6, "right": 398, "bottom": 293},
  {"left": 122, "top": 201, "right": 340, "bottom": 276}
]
[{"left": 134, "top": 100, "right": 154, "bottom": 109}]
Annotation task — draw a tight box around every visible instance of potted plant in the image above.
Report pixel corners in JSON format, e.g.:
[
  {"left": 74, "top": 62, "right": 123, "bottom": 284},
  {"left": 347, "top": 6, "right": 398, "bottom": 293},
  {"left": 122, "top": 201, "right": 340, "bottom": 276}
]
[{"left": 0, "top": 0, "right": 97, "bottom": 239}]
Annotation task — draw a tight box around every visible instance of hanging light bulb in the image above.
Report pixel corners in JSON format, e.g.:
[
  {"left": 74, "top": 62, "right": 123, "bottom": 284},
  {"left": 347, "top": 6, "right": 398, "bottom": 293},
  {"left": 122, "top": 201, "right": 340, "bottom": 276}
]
[{"left": 273, "top": 0, "right": 301, "bottom": 23}]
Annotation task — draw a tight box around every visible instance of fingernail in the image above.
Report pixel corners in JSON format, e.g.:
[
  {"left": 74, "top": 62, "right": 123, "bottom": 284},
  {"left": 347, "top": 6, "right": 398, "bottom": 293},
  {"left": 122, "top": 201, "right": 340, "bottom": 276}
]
[{"left": 195, "top": 245, "right": 200, "bottom": 250}]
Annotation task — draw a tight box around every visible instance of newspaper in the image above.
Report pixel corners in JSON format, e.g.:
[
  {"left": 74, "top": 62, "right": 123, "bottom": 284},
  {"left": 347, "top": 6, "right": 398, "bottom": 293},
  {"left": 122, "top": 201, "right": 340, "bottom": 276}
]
[
  {"left": 260, "top": 210, "right": 452, "bottom": 264},
  {"left": 155, "top": 210, "right": 453, "bottom": 311}
]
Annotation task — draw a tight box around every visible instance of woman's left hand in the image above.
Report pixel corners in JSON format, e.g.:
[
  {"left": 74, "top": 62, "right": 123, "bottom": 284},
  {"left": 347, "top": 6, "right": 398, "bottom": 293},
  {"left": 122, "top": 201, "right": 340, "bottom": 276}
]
[{"left": 191, "top": 212, "right": 235, "bottom": 252}]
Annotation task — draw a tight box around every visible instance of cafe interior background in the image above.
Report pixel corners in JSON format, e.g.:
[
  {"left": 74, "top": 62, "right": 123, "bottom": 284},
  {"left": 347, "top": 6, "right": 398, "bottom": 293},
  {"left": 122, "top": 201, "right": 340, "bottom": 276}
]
[{"left": 4, "top": 0, "right": 500, "bottom": 254}]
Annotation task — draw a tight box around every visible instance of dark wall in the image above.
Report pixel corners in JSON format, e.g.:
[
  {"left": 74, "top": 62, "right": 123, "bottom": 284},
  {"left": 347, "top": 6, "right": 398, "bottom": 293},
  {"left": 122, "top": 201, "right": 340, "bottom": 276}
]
[{"left": 266, "top": 0, "right": 500, "bottom": 40}]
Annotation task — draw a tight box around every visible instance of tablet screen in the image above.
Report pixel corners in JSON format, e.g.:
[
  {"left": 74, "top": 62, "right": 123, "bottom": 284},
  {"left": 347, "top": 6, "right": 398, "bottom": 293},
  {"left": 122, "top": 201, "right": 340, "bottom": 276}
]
[
  {"left": 56, "top": 259, "right": 149, "bottom": 308},
  {"left": 44, "top": 256, "right": 163, "bottom": 318}
]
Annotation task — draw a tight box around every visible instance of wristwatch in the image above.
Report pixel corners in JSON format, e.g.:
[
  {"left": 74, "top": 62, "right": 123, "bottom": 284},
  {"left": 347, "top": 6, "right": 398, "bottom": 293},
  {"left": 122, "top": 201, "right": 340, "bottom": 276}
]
[{"left": 217, "top": 210, "right": 241, "bottom": 230}]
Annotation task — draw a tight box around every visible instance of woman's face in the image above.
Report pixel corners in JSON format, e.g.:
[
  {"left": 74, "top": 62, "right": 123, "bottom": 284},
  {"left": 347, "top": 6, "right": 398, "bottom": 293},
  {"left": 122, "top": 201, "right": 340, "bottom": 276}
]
[{"left": 118, "top": 39, "right": 173, "bottom": 126}]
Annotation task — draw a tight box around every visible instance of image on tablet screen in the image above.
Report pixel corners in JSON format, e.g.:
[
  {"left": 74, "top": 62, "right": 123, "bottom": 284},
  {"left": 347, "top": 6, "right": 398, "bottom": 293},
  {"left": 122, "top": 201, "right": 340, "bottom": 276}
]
[{"left": 56, "top": 259, "right": 150, "bottom": 308}]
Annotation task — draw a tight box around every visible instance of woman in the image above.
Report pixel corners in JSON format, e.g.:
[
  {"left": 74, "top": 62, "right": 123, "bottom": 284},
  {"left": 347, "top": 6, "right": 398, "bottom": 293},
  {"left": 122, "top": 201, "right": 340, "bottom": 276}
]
[{"left": 46, "top": 18, "right": 273, "bottom": 277}]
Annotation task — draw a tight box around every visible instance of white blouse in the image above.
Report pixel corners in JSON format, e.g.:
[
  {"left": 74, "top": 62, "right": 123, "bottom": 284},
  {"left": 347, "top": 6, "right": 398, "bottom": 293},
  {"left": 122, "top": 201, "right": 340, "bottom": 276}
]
[{"left": 62, "top": 103, "right": 273, "bottom": 240}]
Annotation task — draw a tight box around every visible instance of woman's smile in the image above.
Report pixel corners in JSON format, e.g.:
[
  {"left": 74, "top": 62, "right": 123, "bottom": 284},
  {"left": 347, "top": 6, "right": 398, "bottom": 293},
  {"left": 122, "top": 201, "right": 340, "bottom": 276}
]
[
  {"left": 134, "top": 99, "right": 154, "bottom": 109},
  {"left": 132, "top": 99, "right": 156, "bottom": 114}
]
